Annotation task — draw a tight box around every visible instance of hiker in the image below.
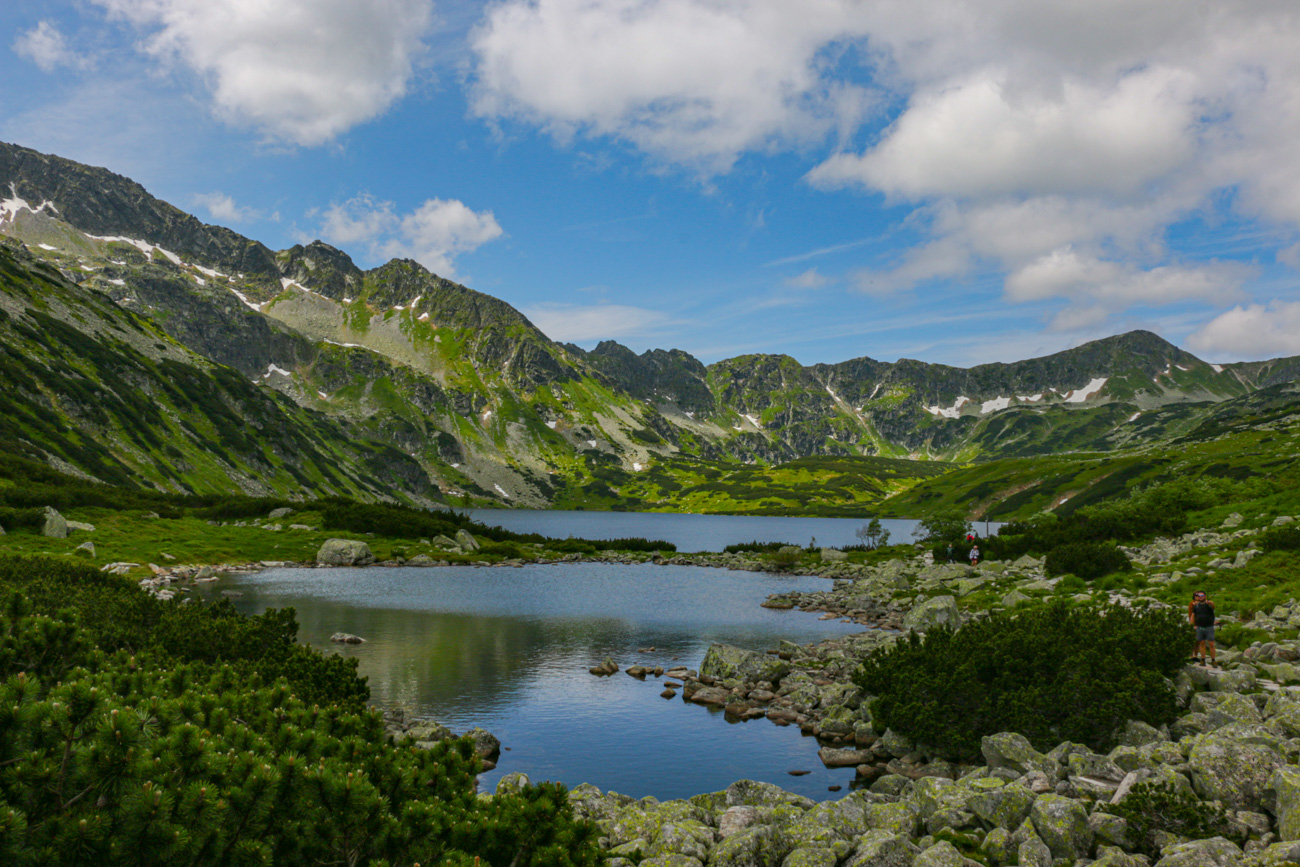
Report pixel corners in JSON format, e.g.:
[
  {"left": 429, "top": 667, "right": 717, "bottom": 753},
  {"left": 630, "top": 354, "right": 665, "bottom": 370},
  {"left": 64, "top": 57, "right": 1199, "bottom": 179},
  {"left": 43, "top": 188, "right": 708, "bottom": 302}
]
[
  {"left": 946, "top": 543, "right": 955, "bottom": 564},
  {"left": 1189, "top": 590, "right": 1218, "bottom": 667},
  {"left": 969, "top": 544, "right": 979, "bottom": 567}
]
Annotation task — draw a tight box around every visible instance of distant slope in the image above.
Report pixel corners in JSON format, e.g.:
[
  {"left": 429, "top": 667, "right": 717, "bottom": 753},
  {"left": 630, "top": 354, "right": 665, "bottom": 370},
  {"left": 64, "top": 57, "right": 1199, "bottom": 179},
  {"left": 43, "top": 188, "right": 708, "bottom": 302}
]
[{"left": 0, "top": 242, "right": 431, "bottom": 501}]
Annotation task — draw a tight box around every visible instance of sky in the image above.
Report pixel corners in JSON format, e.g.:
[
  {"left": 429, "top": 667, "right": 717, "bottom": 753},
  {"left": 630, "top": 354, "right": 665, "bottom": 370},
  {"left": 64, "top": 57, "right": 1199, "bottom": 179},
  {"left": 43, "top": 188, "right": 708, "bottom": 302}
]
[{"left": 3, "top": 0, "right": 1300, "bottom": 368}]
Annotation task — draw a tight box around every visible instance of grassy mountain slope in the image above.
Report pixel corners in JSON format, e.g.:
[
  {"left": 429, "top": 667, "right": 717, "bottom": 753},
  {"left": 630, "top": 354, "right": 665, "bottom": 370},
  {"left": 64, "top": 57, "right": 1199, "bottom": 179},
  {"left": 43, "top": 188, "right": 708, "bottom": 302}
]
[{"left": 0, "top": 242, "right": 432, "bottom": 501}]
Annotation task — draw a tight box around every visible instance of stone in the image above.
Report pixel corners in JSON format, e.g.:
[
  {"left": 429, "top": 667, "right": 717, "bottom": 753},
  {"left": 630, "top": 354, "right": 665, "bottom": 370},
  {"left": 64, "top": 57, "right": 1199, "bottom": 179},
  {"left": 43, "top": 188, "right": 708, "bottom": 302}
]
[
  {"left": 1016, "top": 834, "right": 1052, "bottom": 867},
  {"left": 66, "top": 520, "right": 95, "bottom": 532},
  {"left": 1119, "top": 719, "right": 1169, "bottom": 747},
  {"left": 405, "top": 720, "right": 453, "bottom": 744},
  {"left": 981, "top": 827, "right": 1013, "bottom": 863},
  {"left": 781, "top": 850, "right": 838, "bottom": 867},
  {"left": 1223, "top": 512, "right": 1245, "bottom": 528},
  {"left": 845, "top": 830, "right": 918, "bottom": 867},
  {"left": 1088, "top": 812, "right": 1132, "bottom": 848},
  {"left": 700, "top": 643, "right": 790, "bottom": 684},
  {"left": 1272, "top": 765, "right": 1300, "bottom": 840},
  {"left": 862, "top": 803, "right": 920, "bottom": 837},
  {"left": 0, "top": 523, "right": 5, "bottom": 535},
  {"left": 719, "top": 806, "right": 759, "bottom": 839},
  {"left": 1152, "top": 836, "right": 1243, "bottom": 866},
  {"left": 688, "top": 686, "right": 731, "bottom": 706},
  {"left": 75, "top": 541, "right": 95, "bottom": 558},
  {"left": 640, "top": 856, "right": 703, "bottom": 867},
  {"left": 268, "top": 507, "right": 294, "bottom": 519},
  {"left": 465, "top": 727, "right": 500, "bottom": 758},
  {"left": 316, "top": 539, "right": 375, "bottom": 566},
  {"left": 454, "top": 529, "right": 480, "bottom": 551},
  {"left": 1028, "top": 794, "right": 1092, "bottom": 860},
  {"left": 981, "top": 732, "right": 1050, "bottom": 776},
  {"left": 41, "top": 506, "right": 67, "bottom": 538},
  {"left": 821, "top": 548, "right": 848, "bottom": 562},
  {"left": 1188, "top": 733, "right": 1284, "bottom": 810},
  {"left": 329, "top": 632, "right": 365, "bottom": 644},
  {"left": 902, "top": 596, "right": 960, "bottom": 633},
  {"left": 912, "top": 841, "right": 965, "bottom": 867},
  {"left": 590, "top": 657, "right": 619, "bottom": 676},
  {"left": 1250, "top": 840, "right": 1300, "bottom": 866},
  {"left": 709, "top": 825, "right": 780, "bottom": 867},
  {"left": 724, "top": 779, "right": 814, "bottom": 810},
  {"left": 819, "top": 747, "right": 873, "bottom": 768},
  {"left": 1001, "top": 589, "right": 1030, "bottom": 608},
  {"left": 968, "top": 778, "right": 1036, "bottom": 829},
  {"left": 496, "top": 772, "right": 530, "bottom": 795}
]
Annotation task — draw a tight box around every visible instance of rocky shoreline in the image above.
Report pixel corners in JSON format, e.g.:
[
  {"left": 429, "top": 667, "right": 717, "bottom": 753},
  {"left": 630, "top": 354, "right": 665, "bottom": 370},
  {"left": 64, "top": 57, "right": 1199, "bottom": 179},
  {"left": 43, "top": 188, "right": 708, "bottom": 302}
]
[{"left": 96, "top": 514, "right": 1300, "bottom": 865}]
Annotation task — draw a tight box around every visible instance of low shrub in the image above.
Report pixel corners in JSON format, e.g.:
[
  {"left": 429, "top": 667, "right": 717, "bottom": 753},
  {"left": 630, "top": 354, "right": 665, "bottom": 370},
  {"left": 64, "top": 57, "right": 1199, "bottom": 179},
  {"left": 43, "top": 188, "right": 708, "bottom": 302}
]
[
  {"left": 855, "top": 601, "right": 1187, "bottom": 757},
  {"left": 0, "top": 593, "right": 603, "bottom": 866},
  {"left": 770, "top": 546, "right": 803, "bottom": 571},
  {"left": 0, "top": 507, "right": 42, "bottom": 530},
  {"left": 1102, "top": 782, "right": 1243, "bottom": 857},
  {"left": 1215, "top": 622, "right": 1273, "bottom": 649},
  {"left": 1260, "top": 524, "right": 1300, "bottom": 552},
  {"left": 1044, "top": 541, "right": 1131, "bottom": 580}
]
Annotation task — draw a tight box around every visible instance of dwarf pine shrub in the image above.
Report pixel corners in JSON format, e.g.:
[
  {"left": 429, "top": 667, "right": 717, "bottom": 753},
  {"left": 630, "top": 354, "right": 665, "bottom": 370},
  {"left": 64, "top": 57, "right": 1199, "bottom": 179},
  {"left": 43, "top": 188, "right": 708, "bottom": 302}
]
[
  {"left": 855, "top": 601, "right": 1186, "bottom": 758},
  {"left": 1044, "top": 541, "right": 1132, "bottom": 580},
  {"left": 0, "top": 569, "right": 603, "bottom": 866}
]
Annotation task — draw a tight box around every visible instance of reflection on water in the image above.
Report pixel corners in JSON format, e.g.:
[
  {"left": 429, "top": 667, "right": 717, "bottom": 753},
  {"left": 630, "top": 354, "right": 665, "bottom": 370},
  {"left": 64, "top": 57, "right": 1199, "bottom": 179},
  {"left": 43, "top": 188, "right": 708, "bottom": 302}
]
[{"left": 201, "top": 562, "right": 867, "bottom": 801}]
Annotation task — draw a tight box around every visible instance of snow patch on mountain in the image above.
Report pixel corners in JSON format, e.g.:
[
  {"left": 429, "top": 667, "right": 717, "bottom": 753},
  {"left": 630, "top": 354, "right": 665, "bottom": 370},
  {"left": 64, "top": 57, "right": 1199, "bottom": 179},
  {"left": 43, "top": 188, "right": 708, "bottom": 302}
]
[
  {"left": 1065, "top": 378, "right": 1108, "bottom": 403},
  {"left": 980, "top": 396, "right": 1011, "bottom": 414},
  {"left": 925, "top": 397, "right": 970, "bottom": 419}
]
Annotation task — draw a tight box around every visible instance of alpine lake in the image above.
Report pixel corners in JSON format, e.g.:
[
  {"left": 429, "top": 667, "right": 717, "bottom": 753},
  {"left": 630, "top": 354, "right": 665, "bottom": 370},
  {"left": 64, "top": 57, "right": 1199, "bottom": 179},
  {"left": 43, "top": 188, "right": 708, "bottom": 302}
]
[{"left": 197, "top": 513, "right": 933, "bottom": 801}]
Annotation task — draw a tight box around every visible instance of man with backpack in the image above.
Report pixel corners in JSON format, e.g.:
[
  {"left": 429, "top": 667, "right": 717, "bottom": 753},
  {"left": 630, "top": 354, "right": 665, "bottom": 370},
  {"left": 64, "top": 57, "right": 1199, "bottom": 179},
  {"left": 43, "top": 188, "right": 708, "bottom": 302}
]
[{"left": 1189, "top": 590, "right": 1217, "bottom": 667}]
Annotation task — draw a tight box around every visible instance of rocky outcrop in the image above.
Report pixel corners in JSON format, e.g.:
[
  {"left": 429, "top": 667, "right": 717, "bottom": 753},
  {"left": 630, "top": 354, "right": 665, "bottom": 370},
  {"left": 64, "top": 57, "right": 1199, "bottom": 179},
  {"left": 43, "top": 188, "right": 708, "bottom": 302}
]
[{"left": 316, "top": 539, "right": 376, "bottom": 566}]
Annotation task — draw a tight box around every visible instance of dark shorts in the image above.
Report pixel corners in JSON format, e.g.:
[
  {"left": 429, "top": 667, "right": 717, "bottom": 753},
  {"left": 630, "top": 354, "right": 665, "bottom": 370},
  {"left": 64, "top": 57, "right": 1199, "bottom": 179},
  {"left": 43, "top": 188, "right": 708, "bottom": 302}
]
[{"left": 1195, "top": 625, "right": 1215, "bottom": 643}]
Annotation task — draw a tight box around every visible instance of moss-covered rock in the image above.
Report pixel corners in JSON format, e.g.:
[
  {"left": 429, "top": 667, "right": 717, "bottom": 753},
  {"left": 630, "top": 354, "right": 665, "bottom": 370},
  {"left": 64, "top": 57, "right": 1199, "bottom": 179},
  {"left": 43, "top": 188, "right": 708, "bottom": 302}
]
[
  {"left": 1152, "top": 836, "right": 1244, "bottom": 866},
  {"left": 845, "top": 830, "right": 919, "bottom": 867},
  {"left": 701, "top": 643, "right": 790, "bottom": 685},
  {"left": 967, "top": 778, "right": 1036, "bottom": 830},
  {"left": 1188, "top": 733, "right": 1283, "bottom": 810},
  {"left": 1028, "top": 794, "right": 1092, "bottom": 860}
]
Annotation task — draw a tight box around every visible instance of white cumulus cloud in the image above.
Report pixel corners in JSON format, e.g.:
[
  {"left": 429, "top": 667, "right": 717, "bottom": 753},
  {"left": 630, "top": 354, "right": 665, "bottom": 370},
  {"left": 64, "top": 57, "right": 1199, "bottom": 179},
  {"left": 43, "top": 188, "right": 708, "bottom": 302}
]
[
  {"left": 471, "top": 0, "right": 876, "bottom": 171},
  {"left": 1189, "top": 301, "right": 1300, "bottom": 359},
  {"left": 93, "top": 0, "right": 434, "bottom": 145},
  {"left": 13, "top": 21, "right": 86, "bottom": 72},
  {"left": 314, "top": 194, "right": 503, "bottom": 276},
  {"left": 192, "top": 192, "right": 259, "bottom": 224}
]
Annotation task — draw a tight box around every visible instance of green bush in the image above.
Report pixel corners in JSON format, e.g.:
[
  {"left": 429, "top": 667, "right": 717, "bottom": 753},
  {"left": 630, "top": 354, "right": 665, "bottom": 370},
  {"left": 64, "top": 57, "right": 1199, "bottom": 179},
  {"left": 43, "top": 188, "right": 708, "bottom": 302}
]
[
  {"left": 0, "top": 556, "right": 367, "bottom": 708},
  {"left": 0, "top": 594, "right": 603, "bottom": 866},
  {"left": 1101, "top": 782, "right": 1242, "bottom": 857},
  {"left": 770, "top": 546, "right": 802, "bottom": 571},
  {"left": 0, "top": 507, "right": 41, "bottom": 530},
  {"left": 1260, "top": 525, "right": 1300, "bottom": 552},
  {"left": 1044, "top": 541, "right": 1131, "bottom": 580},
  {"left": 855, "top": 601, "right": 1187, "bottom": 758}
]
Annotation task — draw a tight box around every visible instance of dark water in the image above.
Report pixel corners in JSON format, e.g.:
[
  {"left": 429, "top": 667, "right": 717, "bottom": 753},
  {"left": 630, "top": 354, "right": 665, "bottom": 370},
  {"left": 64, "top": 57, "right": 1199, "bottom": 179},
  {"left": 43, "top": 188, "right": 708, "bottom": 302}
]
[
  {"left": 467, "top": 509, "right": 951, "bottom": 552},
  {"left": 201, "top": 562, "right": 869, "bottom": 801}
]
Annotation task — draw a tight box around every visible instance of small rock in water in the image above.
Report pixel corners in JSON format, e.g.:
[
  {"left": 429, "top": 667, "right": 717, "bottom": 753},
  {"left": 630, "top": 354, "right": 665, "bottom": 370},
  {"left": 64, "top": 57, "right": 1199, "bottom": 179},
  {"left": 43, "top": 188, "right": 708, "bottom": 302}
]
[
  {"left": 787, "top": 770, "right": 811, "bottom": 776},
  {"left": 827, "top": 785, "right": 842, "bottom": 792},
  {"left": 588, "top": 657, "right": 619, "bottom": 676},
  {"left": 330, "top": 632, "right": 366, "bottom": 644},
  {"left": 660, "top": 688, "right": 677, "bottom": 699},
  {"left": 221, "top": 590, "right": 243, "bottom": 597}
]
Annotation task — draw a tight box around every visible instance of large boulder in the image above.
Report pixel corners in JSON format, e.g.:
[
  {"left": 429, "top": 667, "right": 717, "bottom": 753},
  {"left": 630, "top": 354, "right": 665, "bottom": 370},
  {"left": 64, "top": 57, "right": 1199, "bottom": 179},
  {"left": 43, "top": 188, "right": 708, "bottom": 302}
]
[
  {"left": 1188, "top": 733, "right": 1284, "bottom": 810},
  {"left": 316, "top": 539, "right": 376, "bottom": 566},
  {"left": 845, "top": 830, "right": 918, "bottom": 867},
  {"left": 902, "top": 596, "right": 960, "bottom": 633},
  {"left": 967, "top": 777, "right": 1036, "bottom": 830},
  {"left": 1152, "top": 837, "right": 1243, "bottom": 866},
  {"left": 454, "top": 529, "right": 480, "bottom": 551},
  {"left": 41, "top": 506, "right": 67, "bottom": 538},
  {"left": 981, "top": 732, "right": 1054, "bottom": 779},
  {"left": 1272, "top": 765, "right": 1300, "bottom": 841},
  {"left": 700, "top": 643, "right": 790, "bottom": 685},
  {"left": 912, "top": 841, "right": 966, "bottom": 867},
  {"left": 724, "top": 779, "right": 813, "bottom": 810},
  {"left": 1028, "top": 794, "right": 1092, "bottom": 861}
]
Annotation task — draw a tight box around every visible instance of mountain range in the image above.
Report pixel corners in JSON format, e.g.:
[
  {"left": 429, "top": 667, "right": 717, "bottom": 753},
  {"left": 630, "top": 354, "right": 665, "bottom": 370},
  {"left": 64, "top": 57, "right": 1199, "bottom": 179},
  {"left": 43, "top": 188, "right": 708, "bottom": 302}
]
[{"left": 3, "top": 140, "right": 1298, "bottom": 512}]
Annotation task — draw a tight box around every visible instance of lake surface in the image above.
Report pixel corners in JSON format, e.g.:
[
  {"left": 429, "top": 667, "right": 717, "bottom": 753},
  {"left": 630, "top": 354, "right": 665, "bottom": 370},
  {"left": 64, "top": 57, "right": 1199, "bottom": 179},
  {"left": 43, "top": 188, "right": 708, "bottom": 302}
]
[
  {"left": 201, "top": 562, "right": 869, "bottom": 801},
  {"left": 467, "top": 509, "right": 975, "bottom": 552}
]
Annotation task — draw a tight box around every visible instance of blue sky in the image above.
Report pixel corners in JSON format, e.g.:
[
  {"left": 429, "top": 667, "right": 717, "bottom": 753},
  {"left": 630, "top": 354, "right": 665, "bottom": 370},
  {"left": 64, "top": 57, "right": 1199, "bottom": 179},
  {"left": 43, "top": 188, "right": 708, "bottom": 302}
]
[{"left": 3, "top": 0, "right": 1300, "bottom": 367}]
